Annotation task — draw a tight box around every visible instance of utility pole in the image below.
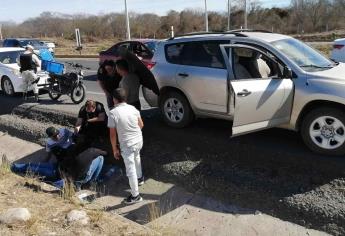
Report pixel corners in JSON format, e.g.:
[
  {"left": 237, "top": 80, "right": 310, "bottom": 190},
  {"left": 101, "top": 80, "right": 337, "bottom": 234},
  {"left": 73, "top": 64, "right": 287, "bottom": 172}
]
[
  {"left": 244, "top": 0, "right": 248, "bottom": 29},
  {"left": 0, "top": 24, "right": 3, "bottom": 40},
  {"left": 227, "top": 0, "right": 231, "bottom": 31},
  {"left": 204, "top": 0, "right": 208, "bottom": 32},
  {"left": 124, "top": 0, "right": 131, "bottom": 40}
]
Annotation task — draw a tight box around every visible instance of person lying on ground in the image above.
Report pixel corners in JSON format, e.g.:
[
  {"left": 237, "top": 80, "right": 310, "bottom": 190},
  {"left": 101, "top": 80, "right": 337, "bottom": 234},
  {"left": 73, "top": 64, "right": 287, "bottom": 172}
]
[
  {"left": 115, "top": 59, "right": 141, "bottom": 111},
  {"left": 74, "top": 100, "right": 108, "bottom": 147},
  {"left": 97, "top": 60, "right": 122, "bottom": 109},
  {"left": 108, "top": 88, "right": 145, "bottom": 204},
  {"left": 11, "top": 146, "right": 117, "bottom": 191}
]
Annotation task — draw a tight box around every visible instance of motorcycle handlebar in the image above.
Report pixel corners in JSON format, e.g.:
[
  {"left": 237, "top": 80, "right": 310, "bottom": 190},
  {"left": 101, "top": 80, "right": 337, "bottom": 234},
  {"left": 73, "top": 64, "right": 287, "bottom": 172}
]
[{"left": 65, "top": 62, "right": 90, "bottom": 70}]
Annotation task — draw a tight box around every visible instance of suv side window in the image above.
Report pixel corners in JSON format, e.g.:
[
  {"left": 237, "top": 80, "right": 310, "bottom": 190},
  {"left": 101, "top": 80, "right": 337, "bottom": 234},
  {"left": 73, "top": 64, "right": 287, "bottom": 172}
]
[
  {"left": 165, "top": 41, "right": 227, "bottom": 69},
  {"left": 232, "top": 47, "right": 282, "bottom": 80},
  {"left": 165, "top": 43, "right": 184, "bottom": 64}
]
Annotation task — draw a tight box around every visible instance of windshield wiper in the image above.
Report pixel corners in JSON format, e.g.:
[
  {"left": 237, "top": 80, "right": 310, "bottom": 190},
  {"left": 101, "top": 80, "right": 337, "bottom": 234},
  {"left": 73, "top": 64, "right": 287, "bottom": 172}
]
[{"left": 300, "top": 64, "right": 333, "bottom": 69}]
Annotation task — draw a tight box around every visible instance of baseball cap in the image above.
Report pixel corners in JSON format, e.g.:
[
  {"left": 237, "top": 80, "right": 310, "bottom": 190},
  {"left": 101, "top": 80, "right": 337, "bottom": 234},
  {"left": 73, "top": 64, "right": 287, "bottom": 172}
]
[
  {"left": 25, "top": 45, "right": 34, "bottom": 50},
  {"left": 46, "top": 127, "right": 59, "bottom": 138}
]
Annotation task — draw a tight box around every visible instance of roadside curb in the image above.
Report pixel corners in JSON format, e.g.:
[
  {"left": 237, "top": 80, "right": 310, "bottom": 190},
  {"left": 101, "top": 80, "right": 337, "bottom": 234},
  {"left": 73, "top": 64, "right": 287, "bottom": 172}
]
[{"left": 0, "top": 104, "right": 345, "bottom": 235}]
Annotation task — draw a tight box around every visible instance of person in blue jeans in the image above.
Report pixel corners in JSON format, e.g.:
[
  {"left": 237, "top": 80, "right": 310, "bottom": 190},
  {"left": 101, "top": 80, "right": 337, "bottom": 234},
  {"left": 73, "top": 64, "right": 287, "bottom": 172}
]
[
  {"left": 72, "top": 148, "right": 106, "bottom": 190},
  {"left": 12, "top": 147, "right": 106, "bottom": 191}
]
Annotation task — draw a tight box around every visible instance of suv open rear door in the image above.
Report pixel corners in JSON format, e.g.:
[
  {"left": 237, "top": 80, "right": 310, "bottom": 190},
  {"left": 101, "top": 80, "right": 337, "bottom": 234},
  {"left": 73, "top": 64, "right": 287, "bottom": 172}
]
[{"left": 220, "top": 44, "right": 294, "bottom": 136}]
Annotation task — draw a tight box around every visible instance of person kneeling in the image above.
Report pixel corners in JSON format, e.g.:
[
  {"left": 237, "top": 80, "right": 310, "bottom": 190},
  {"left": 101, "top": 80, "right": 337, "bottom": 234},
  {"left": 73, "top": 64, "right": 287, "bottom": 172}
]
[{"left": 74, "top": 100, "right": 108, "bottom": 147}]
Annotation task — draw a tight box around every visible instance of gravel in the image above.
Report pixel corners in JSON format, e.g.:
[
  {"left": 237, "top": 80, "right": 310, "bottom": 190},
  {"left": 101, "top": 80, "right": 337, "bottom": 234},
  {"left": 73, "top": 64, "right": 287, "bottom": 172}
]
[{"left": 1, "top": 105, "right": 345, "bottom": 235}]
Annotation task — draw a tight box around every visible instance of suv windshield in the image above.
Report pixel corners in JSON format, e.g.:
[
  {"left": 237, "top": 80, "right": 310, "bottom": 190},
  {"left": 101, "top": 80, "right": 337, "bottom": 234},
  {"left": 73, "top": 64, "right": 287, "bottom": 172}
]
[
  {"left": 0, "top": 51, "right": 22, "bottom": 64},
  {"left": 271, "top": 38, "right": 335, "bottom": 72}
]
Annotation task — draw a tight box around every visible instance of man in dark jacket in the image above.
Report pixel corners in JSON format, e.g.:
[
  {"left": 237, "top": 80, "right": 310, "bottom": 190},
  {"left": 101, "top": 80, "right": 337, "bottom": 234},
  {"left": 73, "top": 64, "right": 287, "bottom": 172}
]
[
  {"left": 74, "top": 100, "right": 108, "bottom": 146},
  {"left": 97, "top": 60, "right": 121, "bottom": 109}
]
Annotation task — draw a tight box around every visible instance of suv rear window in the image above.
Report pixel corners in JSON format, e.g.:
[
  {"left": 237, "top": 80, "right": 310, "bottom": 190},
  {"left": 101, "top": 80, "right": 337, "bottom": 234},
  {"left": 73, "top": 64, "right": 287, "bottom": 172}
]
[{"left": 165, "top": 41, "right": 227, "bottom": 69}]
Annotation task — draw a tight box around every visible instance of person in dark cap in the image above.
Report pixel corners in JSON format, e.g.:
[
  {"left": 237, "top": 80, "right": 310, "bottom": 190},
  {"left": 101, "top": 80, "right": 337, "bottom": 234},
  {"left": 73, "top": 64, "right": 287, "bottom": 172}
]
[{"left": 45, "top": 126, "right": 75, "bottom": 161}]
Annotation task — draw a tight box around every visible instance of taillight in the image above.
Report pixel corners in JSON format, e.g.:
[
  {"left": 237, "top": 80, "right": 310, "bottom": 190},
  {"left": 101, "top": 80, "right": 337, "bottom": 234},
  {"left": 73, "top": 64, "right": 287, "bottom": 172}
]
[
  {"left": 146, "top": 62, "right": 156, "bottom": 70},
  {"left": 333, "top": 44, "right": 344, "bottom": 50}
]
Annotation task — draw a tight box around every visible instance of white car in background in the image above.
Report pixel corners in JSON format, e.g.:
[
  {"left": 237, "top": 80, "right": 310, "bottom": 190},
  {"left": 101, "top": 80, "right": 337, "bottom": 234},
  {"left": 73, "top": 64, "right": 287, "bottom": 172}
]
[
  {"left": 0, "top": 47, "right": 49, "bottom": 96},
  {"left": 40, "top": 41, "right": 56, "bottom": 55},
  {"left": 331, "top": 38, "right": 345, "bottom": 62}
]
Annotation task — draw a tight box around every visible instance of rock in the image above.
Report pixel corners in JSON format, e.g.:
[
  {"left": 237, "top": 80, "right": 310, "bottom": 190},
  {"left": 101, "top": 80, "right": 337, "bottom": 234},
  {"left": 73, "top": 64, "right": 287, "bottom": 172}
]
[
  {"left": 66, "top": 210, "right": 89, "bottom": 225},
  {"left": 0, "top": 208, "right": 31, "bottom": 224}
]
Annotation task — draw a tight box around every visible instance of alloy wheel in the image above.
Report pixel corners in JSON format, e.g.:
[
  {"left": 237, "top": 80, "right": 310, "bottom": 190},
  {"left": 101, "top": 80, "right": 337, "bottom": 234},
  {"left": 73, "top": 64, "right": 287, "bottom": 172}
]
[
  {"left": 309, "top": 116, "right": 345, "bottom": 150},
  {"left": 164, "top": 98, "right": 184, "bottom": 123}
]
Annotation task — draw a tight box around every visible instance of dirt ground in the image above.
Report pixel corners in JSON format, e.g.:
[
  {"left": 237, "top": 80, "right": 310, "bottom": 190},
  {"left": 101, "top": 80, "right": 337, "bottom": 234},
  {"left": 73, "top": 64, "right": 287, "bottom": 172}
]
[{"left": 0, "top": 161, "right": 156, "bottom": 236}]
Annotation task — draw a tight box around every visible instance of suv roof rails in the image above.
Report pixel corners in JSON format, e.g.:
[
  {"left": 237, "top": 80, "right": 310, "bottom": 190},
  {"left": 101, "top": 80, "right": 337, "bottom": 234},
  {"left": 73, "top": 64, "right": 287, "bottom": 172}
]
[
  {"left": 227, "top": 29, "right": 273, "bottom": 33},
  {"left": 169, "top": 31, "right": 247, "bottom": 40}
]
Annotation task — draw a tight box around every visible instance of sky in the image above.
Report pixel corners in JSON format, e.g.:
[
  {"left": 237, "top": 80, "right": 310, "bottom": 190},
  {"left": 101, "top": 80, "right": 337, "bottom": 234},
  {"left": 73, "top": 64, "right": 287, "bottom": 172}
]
[{"left": 0, "top": 0, "right": 290, "bottom": 23}]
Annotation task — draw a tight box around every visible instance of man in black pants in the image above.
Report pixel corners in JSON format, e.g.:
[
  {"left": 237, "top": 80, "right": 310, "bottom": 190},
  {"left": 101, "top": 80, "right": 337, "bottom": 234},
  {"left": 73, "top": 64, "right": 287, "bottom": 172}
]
[{"left": 74, "top": 100, "right": 108, "bottom": 146}]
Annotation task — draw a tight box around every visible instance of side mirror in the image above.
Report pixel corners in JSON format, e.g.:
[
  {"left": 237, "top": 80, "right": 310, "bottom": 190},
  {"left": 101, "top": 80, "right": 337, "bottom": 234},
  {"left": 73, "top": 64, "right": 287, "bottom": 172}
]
[{"left": 283, "top": 67, "right": 293, "bottom": 79}]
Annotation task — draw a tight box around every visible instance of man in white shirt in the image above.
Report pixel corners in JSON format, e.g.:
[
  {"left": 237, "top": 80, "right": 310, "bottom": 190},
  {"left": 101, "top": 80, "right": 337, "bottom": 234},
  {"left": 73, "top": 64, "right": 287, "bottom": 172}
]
[
  {"left": 20, "top": 45, "right": 41, "bottom": 101},
  {"left": 108, "top": 88, "right": 144, "bottom": 204}
]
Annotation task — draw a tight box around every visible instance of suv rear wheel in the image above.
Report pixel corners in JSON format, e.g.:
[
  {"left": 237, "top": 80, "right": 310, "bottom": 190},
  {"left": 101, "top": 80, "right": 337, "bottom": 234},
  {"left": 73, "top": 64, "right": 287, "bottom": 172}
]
[
  {"left": 301, "top": 107, "right": 345, "bottom": 155},
  {"left": 160, "top": 91, "right": 194, "bottom": 128}
]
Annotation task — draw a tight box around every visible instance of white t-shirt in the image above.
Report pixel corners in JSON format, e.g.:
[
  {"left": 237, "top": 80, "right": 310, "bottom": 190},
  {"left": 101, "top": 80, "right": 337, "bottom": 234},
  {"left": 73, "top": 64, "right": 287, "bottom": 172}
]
[{"left": 108, "top": 103, "right": 142, "bottom": 148}]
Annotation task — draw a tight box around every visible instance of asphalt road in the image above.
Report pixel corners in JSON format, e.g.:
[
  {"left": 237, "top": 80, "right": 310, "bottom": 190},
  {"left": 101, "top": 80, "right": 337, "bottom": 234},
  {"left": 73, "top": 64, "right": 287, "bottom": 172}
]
[{"left": 0, "top": 58, "right": 149, "bottom": 115}]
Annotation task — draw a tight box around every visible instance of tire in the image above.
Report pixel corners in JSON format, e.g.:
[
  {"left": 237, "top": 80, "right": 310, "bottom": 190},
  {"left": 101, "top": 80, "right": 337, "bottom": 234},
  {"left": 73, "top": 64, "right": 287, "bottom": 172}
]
[
  {"left": 301, "top": 107, "right": 345, "bottom": 156},
  {"left": 1, "top": 76, "right": 15, "bottom": 96},
  {"left": 48, "top": 88, "right": 62, "bottom": 100},
  {"left": 159, "top": 91, "right": 194, "bottom": 128},
  {"left": 71, "top": 83, "right": 86, "bottom": 104}
]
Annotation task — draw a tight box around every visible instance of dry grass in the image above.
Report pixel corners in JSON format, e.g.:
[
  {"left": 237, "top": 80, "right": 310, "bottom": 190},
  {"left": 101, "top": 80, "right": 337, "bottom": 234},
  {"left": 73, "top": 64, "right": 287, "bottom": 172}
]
[
  {"left": 0, "top": 155, "right": 11, "bottom": 177},
  {"left": 0, "top": 172, "right": 158, "bottom": 236},
  {"left": 312, "top": 43, "right": 333, "bottom": 57},
  {"left": 44, "top": 37, "right": 118, "bottom": 56},
  {"left": 148, "top": 202, "right": 162, "bottom": 222}
]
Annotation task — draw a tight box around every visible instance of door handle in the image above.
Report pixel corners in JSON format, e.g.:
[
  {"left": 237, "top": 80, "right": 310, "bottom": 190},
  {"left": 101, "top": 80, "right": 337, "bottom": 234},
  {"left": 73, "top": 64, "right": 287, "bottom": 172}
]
[
  {"left": 237, "top": 89, "right": 252, "bottom": 97},
  {"left": 178, "top": 73, "right": 189, "bottom": 78}
]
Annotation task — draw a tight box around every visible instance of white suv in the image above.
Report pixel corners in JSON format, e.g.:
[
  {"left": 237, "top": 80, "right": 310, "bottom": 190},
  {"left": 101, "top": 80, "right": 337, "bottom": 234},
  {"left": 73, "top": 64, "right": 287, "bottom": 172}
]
[{"left": 143, "top": 30, "right": 345, "bottom": 156}]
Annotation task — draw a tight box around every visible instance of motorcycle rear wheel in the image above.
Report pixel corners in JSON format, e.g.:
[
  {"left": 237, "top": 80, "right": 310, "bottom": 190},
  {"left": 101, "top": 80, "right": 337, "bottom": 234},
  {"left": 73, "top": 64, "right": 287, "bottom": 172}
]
[
  {"left": 48, "top": 86, "right": 62, "bottom": 100},
  {"left": 71, "top": 83, "right": 86, "bottom": 104}
]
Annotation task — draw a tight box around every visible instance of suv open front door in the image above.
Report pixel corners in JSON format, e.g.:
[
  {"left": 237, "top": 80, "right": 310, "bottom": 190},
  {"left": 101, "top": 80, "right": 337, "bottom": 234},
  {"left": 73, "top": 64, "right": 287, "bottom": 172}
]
[{"left": 220, "top": 44, "right": 295, "bottom": 136}]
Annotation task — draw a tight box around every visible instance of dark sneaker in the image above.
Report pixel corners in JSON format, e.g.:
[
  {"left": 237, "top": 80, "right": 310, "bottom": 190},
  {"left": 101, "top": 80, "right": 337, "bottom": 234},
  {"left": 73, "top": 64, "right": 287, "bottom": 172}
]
[
  {"left": 124, "top": 194, "right": 143, "bottom": 204},
  {"left": 138, "top": 176, "right": 145, "bottom": 186}
]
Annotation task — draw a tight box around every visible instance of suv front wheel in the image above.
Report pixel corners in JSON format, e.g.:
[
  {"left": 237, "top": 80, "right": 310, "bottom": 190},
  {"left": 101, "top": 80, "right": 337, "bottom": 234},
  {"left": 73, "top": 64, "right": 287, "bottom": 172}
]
[
  {"left": 160, "top": 91, "right": 194, "bottom": 128},
  {"left": 301, "top": 107, "right": 345, "bottom": 155}
]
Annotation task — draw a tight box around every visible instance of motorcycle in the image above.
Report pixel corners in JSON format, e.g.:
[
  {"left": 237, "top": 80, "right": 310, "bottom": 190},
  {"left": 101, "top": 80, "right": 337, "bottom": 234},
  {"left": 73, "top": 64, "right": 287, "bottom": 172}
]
[{"left": 44, "top": 62, "right": 89, "bottom": 104}]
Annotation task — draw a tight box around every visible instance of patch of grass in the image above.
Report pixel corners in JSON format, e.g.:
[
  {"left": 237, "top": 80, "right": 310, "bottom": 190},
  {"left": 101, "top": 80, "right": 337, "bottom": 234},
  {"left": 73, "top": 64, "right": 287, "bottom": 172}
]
[
  {"left": 25, "top": 216, "right": 41, "bottom": 235},
  {"left": 148, "top": 202, "right": 162, "bottom": 222},
  {"left": 60, "top": 178, "right": 77, "bottom": 202},
  {"left": 0, "top": 155, "right": 11, "bottom": 177}
]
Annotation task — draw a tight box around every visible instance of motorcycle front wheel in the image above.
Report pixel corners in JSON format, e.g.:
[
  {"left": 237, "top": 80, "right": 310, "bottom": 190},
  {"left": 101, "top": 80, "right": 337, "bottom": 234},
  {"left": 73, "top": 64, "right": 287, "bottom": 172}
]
[{"left": 71, "top": 83, "right": 86, "bottom": 104}]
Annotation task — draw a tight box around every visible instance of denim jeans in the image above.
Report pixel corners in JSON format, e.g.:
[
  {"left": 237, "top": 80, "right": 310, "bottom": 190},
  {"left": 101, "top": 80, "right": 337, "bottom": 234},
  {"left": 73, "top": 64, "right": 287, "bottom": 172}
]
[
  {"left": 75, "top": 156, "right": 104, "bottom": 187},
  {"left": 11, "top": 162, "right": 57, "bottom": 179},
  {"left": 121, "top": 141, "right": 143, "bottom": 197}
]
